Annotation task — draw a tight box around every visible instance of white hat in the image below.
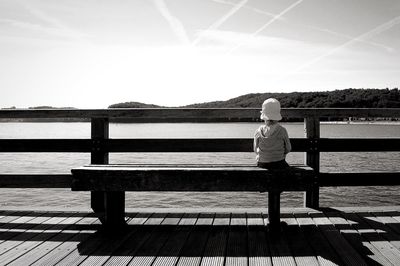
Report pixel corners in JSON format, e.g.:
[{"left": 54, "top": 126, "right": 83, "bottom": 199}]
[{"left": 260, "top": 98, "right": 282, "bottom": 121}]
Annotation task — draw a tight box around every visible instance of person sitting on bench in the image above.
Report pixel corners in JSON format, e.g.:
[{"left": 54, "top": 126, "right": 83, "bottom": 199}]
[{"left": 254, "top": 98, "right": 292, "bottom": 170}]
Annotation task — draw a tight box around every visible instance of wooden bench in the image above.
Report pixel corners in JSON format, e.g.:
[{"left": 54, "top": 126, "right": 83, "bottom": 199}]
[{"left": 71, "top": 164, "right": 314, "bottom": 229}]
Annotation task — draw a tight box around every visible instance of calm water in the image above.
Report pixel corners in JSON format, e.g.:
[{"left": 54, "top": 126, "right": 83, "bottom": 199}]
[{"left": 0, "top": 122, "right": 399, "bottom": 209}]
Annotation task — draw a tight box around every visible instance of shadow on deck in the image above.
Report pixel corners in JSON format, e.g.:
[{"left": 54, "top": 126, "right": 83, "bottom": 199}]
[{"left": 1, "top": 208, "right": 400, "bottom": 265}]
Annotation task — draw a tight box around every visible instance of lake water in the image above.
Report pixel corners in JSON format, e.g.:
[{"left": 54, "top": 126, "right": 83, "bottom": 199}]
[{"left": 0, "top": 122, "right": 399, "bottom": 209}]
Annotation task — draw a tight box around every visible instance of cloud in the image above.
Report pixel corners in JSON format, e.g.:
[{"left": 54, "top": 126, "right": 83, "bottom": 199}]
[
  {"left": 153, "top": 0, "right": 190, "bottom": 44},
  {"left": 192, "top": 0, "right": 248, "bottom": 45}
]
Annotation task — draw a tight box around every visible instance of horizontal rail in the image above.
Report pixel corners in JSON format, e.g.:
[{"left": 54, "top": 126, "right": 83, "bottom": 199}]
[
  {"left": 0, "top": 138, "right": 399, "bottom": 152},
  {"left": 0, "top": 172, "right": 399, "bottom": 188},
  {"left": 0, "top": 108, "right": 399, "bottom": 120},
  {"left": 0, "top": 174, "right": 71, "bottom": 188},
  {"left": 320, "top": 172, "right": 400, "bottom": 186}
]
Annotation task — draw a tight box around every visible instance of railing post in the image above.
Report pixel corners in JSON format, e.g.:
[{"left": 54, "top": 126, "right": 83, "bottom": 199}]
[
  {"left": 91, "top": 117, "right": 109, "bottom": 214},
  {"left": 304, "top": 116, "right": 320, "bottom": 208}
]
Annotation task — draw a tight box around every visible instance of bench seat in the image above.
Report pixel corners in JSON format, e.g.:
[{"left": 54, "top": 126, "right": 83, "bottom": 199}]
[{"left": 71, "top": 164, "right": 315, "bottom": 230}]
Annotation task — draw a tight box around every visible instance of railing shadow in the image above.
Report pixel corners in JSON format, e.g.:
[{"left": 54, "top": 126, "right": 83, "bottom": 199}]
[{"left": 1, "top": 210, "right": 400, "bottom": 265}]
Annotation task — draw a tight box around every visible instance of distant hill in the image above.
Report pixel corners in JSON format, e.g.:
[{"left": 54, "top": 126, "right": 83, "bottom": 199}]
[
  {"left": 109, "top": 102, "right": 163, "bottom": 108},
  {"left": 109, "top": 88, "right": 400, "bottom": 108}
]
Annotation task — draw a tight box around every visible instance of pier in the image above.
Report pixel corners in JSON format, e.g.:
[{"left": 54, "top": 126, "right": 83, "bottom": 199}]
[
  {"left": 0, "top": 108, "right": 400, "bottom": 265},
  {"left": 1, "top": 207, "right": 400, "bottom": 265}
]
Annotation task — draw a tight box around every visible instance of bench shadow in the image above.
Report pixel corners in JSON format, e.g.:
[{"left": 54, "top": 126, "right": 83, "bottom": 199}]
[{"left": 1, "top": 210, "right": 400, "bottom": 265}]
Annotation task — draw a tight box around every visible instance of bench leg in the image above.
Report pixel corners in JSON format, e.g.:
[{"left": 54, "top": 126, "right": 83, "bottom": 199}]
[
  {"left": 91, "top": 191, "right": 105, "bottom": 213},
  {"left": 268, "top": 190, "right": 281, "bottom": 231},
  {"left": 104, "top": 191, "right": 126, "bottom": 227}
]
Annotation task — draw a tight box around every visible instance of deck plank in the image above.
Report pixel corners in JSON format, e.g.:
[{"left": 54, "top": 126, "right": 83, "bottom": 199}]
[
  {"left": 0, "top": 213, "right": 70, "bottom": 265},
  {"left": 225, "top": 213, "right": 247, "bottom": 266},
  {"left": 6, "top": 215, "right": 85, "bottom": 266},
  {"left": 54, "top": 214, "right": 118, "bottom": 266},
  {"left": 294, "top": 212, "right": 342, "bottom": 266},
  {"left": 176, "top": 213, "right": 214, "bottom": 266},
  {"left": 0, "top": 211, "right": 44, "bottom": 245},
  {"left": 78, "top": 213, "right": 151, "bottom": 266},
  {"left": 128, "top": 212, "right": 184, "bottom": 266},
  {"left": 247, "top": 213, "right": 272, "bottom": 266},
  {"left": 0, "top": 208, "right": 399, "bottom": 266},
  {"left": 309, "top": 212, "right": 368, "bottom": 266},
  {"left": 371, "top": 211, "right": 400, "bottom": 252},
  {"left": 330, "top": 211, "right": 392, "bottom": 266},
  {"left": 0, "top": 212, "right": 53, "bottom": 257},
  {"left": 32, "top": 214, "right": 100, "bottom": 266},
  {"left": 353, "top": 212, "right": 400, "bottom": 265},
  {"left": 263, "top": 212, "right": 296, "bottom": 266},
  {"left": 200, "top": 213, "right": 230, "bottom": 266},
  {"left": 152, "top": 213, "right": 198, "bottom": 266},
  {"left": 102, "top": 212, "right": 167, "bottom": 266},
  {"left": 283, "top": 212, "right": 320, "bottom": 266}
]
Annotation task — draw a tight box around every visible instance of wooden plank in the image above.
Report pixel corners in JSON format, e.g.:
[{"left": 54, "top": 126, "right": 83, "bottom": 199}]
[
  {"left": 0, "top": 212, "right": 50, "bottom": 250},
  {"left": 128, "top": 213, "right": 184, "bottom": 266},
  {"left": 318, "top": 138, "right": 400, "bottom": 152},
  {"left": 71, "top": 165, "right": 314, "bottom": 192},
  {"left": 0, "top": 139, "right": 91, "bottom": 152},
  {"left": 100, "top": 213, "right": 167, "bottom": 266},
  {"left": 200, "top": 213, "right": 230, "bottom": 266},
  {"left": 329, "top": 211, "right": 392, "bottom": 266},
  {"left": 54, "top": 220, "right": 123, "bottom": 266},
  {"left": 1, "top": 138, "right": 399, "bottom": 153},
  {"left": 6, "top": 214, "right": 85, "bottom": 266},
  {"left": 225, "top": 213, "right": 247, "bottom": 266},
  {"left": 309, "top": 212, "right": 368, "bottom": 266},
  {"left": 283, "top": 213, "right": 320, "bottom": 266},
  {"left": 152, "top": 213, "right": 198, "bottom": 266},
  {"left": 0, "top": 174, "right": 71, "bottom": 188},
  {"left": 1, "top": 107, "right": 399, "bottom": 120},
  {"left": 91, "top": 117, "right": 109, "bottom": 216},
  {"left": 104, "top": 138, "right": 310, "bottom": 153},
  {"left": 0, "top": 138, "right": 310, "bottom": 153},
  {"left": 350, "top": 212, "right": 400, "bottom": 266},
  {"left": 26, "top": 214, "right": 99, "bottom": 266},
  {"left": 294, "top": 212, "right": 342, "bottom": 266},
  {"left": 320, "top": 172, "right": 400, "bottom": 186},
  {"left": 304, "top": 116, "right": 320, "bottom": 208},
  {"left": 247, "top": 213, "right": 272, "bottom": 266},
  {"left": 371, "top": 211, "right": 400, "bottom": 236},
  {"left": 77, "top": 213, "right": 150, "bottom": 266},
  {"left": 370, "top": 211, "right": 400, "bottom": 252},
  {"left": 0, "top": 213, "right": 69, "bottom": 265},
  {"left": 263, "top": 212, "right": 297, "bottom": 266},
  {"left": 177, "top": 213, "right": 214, "bottom": 266}
]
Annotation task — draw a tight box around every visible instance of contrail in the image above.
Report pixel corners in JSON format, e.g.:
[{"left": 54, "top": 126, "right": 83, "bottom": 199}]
[
  {"left": 211, "top": 0, "right": 280, "bottom": 19},
  {"left": 154, "top": 0, "right": 190, "bottom": 45},
  {"left": 17, "top": 1, "right": 89, "bottom": 42},
  {"left": 286, "top": 15, "right": 400, "bottom": 76},
  {"left": 307, "top": 26, "right": 394, "bottom": 52},
  {"left": 212, "top": 0, "right": 393, "bottom": 52},
  {"left": 192, "top": 0, "right": 248, "bottom": 46},
  {"left": 228, "top": 0, "right": 303, "bottom": 53}
]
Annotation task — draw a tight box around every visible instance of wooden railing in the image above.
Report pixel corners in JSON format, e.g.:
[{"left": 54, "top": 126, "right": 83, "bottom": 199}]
[{"left": 0, "top": 108, "right": 400, "bottom": 209}]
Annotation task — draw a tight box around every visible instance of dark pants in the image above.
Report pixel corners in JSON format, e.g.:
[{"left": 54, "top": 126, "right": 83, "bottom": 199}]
[{"left": 257, "top": 160, "right": 290, "bottom": 170}]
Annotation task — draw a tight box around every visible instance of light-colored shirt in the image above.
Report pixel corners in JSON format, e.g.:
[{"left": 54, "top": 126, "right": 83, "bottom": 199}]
[{"left": 253, "top": 123, "right": 291, "bottom": 163}]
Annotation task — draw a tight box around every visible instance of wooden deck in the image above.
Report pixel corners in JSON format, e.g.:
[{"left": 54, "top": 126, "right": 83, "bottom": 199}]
[{"left": 1, "top": 207, "right": 400, "bottom": 265}]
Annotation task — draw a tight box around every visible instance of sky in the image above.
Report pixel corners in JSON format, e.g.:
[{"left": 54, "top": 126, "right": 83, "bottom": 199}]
[{"left": 0, "top": 0, "right": 399, "bottom": 108}]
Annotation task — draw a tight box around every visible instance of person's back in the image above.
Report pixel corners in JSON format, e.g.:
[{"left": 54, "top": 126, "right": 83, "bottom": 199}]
[{"left": 254, "top": 98, "right": 291, "bottom": 169}]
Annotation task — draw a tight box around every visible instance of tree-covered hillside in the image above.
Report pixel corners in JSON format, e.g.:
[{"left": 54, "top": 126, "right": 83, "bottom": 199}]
[{"left": 109, "top": 88, "right": 400, "bottom": 108}]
